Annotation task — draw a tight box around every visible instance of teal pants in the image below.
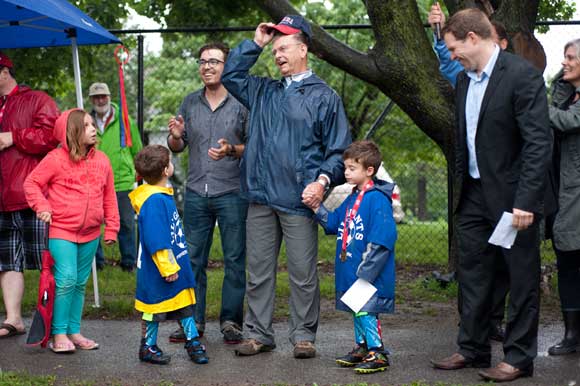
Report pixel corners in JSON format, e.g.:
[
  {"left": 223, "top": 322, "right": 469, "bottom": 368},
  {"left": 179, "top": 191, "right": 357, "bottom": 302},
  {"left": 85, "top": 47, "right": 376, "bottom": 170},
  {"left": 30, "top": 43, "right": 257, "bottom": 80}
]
[{"left": 49, "top": 238, "right": 99, "bottom": 335}]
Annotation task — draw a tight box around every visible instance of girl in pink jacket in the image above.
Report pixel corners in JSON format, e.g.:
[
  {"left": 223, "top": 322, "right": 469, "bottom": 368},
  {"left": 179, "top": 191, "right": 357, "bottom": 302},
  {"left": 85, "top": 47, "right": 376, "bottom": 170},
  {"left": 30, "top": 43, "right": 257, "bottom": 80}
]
[{"left": 24, "top": 108, "right": 120, "bottom": 353}]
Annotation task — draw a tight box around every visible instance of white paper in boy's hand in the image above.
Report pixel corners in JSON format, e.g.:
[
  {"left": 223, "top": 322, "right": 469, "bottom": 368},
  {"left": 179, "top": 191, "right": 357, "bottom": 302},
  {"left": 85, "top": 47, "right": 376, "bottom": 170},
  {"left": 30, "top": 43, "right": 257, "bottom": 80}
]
[
  {"left": 340, "top": 278, "right": 377, "bottom": 313},
  {"left": 488, "top": 211, "right": 518, "bottom": 249}
]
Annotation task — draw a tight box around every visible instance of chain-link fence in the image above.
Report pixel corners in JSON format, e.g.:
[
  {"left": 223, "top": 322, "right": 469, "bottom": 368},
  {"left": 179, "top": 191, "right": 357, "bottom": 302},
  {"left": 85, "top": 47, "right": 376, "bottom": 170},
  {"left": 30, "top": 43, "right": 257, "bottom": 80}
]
[{"left": 137, "top": 20, "right": 577, "bottom": 265}]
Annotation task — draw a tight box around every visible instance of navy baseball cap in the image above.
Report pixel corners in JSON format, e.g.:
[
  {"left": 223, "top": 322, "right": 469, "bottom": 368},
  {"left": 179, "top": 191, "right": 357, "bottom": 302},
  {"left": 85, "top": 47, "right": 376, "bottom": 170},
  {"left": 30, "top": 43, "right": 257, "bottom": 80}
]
[{"left": 269, "top": 15, "right": 312, "bottom": 42}]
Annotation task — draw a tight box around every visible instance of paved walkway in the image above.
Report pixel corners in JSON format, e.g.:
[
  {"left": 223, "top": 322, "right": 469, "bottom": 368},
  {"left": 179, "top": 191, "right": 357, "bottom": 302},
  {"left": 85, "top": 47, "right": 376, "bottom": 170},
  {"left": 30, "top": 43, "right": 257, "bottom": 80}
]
[{"left": 1, "top": 307, "right": 579, "bottom": 385}]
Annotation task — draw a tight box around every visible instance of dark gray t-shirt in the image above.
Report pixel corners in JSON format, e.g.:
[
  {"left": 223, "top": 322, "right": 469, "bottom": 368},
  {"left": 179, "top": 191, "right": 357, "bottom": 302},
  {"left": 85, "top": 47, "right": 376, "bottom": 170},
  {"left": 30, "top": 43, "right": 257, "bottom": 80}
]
[{"left": 176, "top": 89, "right": 248, "bottom": 197}]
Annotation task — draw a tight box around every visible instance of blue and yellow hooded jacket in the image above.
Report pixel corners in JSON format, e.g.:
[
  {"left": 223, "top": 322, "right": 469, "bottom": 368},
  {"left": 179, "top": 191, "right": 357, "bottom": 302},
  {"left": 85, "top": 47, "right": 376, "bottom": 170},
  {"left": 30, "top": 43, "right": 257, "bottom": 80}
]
[{"left": 129, "top": 184, "right": 196, "bottom": 314}]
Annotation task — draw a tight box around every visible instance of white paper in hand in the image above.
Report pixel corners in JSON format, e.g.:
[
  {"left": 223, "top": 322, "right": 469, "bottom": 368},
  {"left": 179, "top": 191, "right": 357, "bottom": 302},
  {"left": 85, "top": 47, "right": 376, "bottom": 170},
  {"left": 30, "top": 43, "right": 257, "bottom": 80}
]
[
  {"left": 340, "top": 278, "right": 377, "bottom": 313},
  {"left": 488, "top": 211, "right": 518, "bottom": 249}
]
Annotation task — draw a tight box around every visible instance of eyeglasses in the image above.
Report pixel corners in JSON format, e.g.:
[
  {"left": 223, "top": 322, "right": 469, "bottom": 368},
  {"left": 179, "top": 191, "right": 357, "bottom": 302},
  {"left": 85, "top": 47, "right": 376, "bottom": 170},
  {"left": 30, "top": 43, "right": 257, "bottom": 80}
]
[
  {"left": 271, "top": 43, "right": 303, "bottom": 56},
  {"left": 197, "top": 58, "right": 224, "bottom": 67}
]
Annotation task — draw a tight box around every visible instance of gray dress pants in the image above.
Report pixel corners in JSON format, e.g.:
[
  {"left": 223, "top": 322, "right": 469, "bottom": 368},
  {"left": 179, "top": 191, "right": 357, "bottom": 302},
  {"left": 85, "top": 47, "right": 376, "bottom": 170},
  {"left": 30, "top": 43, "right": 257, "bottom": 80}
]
[{"left": 244, "top": 204, "right": 320, "bottom": 346}]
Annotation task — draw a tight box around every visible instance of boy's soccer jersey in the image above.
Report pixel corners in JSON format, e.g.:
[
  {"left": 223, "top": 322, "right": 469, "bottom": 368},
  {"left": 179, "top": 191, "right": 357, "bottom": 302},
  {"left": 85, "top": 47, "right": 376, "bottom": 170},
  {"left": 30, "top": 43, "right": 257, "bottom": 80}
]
[{"left": 130, "top": 184, "right": 196, "bottom": 309}]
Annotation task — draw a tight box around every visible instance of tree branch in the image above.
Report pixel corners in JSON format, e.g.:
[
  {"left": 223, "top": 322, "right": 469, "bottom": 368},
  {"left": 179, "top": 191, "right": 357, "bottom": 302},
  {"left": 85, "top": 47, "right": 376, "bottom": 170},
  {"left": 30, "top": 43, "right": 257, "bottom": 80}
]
[{"left": 255, "top": 0, "right": 382, "bottom": 85}]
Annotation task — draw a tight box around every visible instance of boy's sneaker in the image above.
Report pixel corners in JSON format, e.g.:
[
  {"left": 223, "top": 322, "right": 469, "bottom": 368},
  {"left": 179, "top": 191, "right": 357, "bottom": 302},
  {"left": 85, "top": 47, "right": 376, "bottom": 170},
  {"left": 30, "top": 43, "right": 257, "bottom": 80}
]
[
  {"left": 221, "top": 322, "right": 243, "bottom": 344},
  {"left": 336, "top": 344, "right": 368, "bottom": 367},
  {"left": 354, "top": 351, "right": 390, "bottom": 374},
  {"left": 185, "top": 338, "right": 209, "bottom": 364},
  {"left": 139, "top": 342, "right": 171, "bottom": 365}
]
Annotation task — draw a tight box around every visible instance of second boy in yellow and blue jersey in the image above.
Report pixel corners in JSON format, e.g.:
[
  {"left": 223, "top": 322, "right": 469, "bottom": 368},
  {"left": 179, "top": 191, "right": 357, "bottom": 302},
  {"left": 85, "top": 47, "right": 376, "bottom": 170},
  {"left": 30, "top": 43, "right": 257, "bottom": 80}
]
[
  {"left": 304, "top": 140, "right": 397, "bottom": 374},
  {"left": 129, "top": 145, "right": 208, "bottom": 365}
]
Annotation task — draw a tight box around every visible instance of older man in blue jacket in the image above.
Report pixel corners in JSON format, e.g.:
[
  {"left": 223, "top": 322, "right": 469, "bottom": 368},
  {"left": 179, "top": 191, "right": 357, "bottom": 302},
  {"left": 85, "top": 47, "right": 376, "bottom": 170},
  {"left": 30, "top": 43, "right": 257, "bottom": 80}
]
[{"left": 222, "top": 14, "right": 351, "bottom": 358}]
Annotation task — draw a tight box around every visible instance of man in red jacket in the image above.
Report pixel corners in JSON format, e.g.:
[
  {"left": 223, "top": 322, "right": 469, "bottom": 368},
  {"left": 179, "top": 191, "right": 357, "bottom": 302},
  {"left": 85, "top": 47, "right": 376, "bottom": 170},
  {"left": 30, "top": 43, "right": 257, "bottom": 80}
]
[{"left": 0, "top": 52, "right": 59, "bottom": 339}]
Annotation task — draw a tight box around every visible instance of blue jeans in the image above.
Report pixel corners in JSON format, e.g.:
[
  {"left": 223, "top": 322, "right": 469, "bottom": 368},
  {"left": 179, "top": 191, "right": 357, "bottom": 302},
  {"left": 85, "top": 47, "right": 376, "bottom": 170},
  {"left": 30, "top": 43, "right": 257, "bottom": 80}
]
[
  {"left": 96, "top": 190, "right": 136, "bottom": 267},
  {"left": 183, "top": 190, "right": 247, "bottom": 331}
]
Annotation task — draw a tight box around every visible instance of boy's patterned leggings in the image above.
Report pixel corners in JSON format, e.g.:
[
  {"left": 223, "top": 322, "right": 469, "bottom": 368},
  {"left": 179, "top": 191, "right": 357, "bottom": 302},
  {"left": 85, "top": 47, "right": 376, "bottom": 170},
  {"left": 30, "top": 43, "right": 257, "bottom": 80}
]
[
  {"left": 353, "top": 312, "right": 383, "bottom": 351},
  {"left": 141, "top": 315, "right": 199, "bottom": 347}
]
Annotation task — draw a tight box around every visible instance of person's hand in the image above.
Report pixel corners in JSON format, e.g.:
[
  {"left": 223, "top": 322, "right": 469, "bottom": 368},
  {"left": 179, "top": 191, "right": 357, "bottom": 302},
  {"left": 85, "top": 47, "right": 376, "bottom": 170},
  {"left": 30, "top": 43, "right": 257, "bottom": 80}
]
[
  {"left": 208, "top": 138, "right": 232, "bottom": 160},
  {"left": 512, "top": 208, "right": 534, "bottom": 230},
  {"left": 302, "top": 199, "right": 321, "bottom": 212},
  {"left": 168, "top": 115, "right": 185, "bottom": 140},
  {"left": 428, "top": 3, "right": 446, "bottom": 30},
  {"left": 165, "top": 273, "right": 179, "bottom": 282},
  {"left": 301, "top": 182, "right": 325, "bottom": 209},
  {"left": 0, "top": 132, "right": 14, "bottom": 151},
  {"left": 254, "top": 22, "right": 276, "bottom": 48},
  {"left": 104, "top": 239, "right": 116, "bottom": 245},
  {"left": 37, "top": 211, "right": 52, "bottom": 224}
]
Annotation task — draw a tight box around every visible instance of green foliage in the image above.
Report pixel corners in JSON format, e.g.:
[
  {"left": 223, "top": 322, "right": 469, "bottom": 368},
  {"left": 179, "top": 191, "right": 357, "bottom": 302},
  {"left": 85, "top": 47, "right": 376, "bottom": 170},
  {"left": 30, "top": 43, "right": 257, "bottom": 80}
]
[
  {"left": 537, "top": 0, "right": 577, "bottom": 33},
  {"left": 4, "top": 0, "right": 137, "bottom": 106},
  {"left": 0, "top": 372, "right": 56, "bottom": 386},
  {"left": 133, "top": 0, "right": 268, "bottom": 33}
]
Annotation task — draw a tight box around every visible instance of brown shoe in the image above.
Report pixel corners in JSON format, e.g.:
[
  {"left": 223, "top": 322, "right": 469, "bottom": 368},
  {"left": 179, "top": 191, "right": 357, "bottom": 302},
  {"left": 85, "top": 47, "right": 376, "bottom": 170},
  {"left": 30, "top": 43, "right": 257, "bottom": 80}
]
[
  {"left": 478, "top": 362, "right": 533, "bottom": 382},
  {"left": 234, "top": 338, "right": 275, "bottom": 356},
  {"left": 431, "top": 352, "right": 490, "bottom": 370},
  {"left": 293, "top": 341, "right": 316, "bottom": 359}
]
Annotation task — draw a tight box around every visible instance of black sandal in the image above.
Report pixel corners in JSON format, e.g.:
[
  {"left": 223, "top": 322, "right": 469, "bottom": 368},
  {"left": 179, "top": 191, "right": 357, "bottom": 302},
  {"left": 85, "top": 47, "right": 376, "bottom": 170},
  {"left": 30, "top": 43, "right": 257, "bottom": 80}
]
[{"left": 0, "top": 323, "right": 26, "bottom": 339}]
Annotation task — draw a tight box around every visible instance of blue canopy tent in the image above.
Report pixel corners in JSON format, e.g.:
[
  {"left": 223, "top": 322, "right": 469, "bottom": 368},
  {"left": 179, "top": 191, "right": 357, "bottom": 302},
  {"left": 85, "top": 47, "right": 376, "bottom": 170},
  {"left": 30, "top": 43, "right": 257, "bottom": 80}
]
[
  {"left": 0, "top": 0, "right": 121, "bottom": 307},
  {"left": 0, "top": 0, "right": 120, "bottom": 108}
]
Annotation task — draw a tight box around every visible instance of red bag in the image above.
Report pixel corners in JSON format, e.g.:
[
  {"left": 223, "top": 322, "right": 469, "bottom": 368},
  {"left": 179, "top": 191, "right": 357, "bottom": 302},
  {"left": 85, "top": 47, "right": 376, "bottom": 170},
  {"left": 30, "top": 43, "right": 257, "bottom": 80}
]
[{"left": 26, "top": 248, "right": 55, "bottom": 348}]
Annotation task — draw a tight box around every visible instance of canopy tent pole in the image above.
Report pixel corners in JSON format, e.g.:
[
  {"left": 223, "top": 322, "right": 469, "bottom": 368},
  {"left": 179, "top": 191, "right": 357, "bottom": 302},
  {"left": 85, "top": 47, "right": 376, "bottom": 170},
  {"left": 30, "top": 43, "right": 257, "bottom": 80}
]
[
  {"left": 69, "top": 31, "right": 84, "bottom": 109},
  {"left": 70, "top": 30, "right": 99, "bottom": 308}
]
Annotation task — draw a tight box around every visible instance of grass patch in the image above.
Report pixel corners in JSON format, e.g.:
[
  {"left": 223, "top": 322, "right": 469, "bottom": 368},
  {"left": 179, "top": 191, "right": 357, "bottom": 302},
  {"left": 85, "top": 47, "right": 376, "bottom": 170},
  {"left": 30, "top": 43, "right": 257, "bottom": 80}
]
[
  {"left": 400, "top": 277, "right": 458, "bottom": 303},
  {"left": 0, "top": 371, "right": 55, "bottom": 386},
  {"left": 5, "top": 266, "right": 336, "bottom": 321}
]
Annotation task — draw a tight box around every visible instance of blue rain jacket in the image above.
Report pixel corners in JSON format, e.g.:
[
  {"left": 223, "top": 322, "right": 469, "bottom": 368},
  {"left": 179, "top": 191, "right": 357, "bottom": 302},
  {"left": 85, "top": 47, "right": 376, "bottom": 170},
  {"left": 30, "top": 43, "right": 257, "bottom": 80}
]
[{"left": 222, "top": 39, "right": 352, "bottom": 216}]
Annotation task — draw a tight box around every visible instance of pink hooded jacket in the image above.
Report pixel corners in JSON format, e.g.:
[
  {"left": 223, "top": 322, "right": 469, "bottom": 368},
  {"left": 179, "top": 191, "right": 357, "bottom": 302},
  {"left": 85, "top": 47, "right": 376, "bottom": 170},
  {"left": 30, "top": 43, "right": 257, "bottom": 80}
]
[{"left": 24, "top": 109, "right": 120, "bottom": 243}]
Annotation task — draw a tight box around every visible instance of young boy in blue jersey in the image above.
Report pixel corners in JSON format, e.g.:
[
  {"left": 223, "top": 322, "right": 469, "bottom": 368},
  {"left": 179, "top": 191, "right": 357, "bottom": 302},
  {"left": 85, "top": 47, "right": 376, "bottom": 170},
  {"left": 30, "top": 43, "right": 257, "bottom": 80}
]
[
  {"left": 303, "top": 140, "right": 397, "bottom": 374},
  {"left": 129, "top": 145, "right": 208, "bottom": 365}
]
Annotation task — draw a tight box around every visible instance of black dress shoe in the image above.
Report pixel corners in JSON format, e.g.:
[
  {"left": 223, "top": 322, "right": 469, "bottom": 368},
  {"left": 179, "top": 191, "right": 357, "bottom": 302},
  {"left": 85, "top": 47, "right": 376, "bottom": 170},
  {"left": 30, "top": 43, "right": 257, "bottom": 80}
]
[
  {"left": 479, "top": 362, "right": 533, "bottom": 382},
  {"left": 431, "top": 353, "right": 490, "bottom": 370},
  {"left": 548, "top": 337, "right": 580, "bottom": 355}
]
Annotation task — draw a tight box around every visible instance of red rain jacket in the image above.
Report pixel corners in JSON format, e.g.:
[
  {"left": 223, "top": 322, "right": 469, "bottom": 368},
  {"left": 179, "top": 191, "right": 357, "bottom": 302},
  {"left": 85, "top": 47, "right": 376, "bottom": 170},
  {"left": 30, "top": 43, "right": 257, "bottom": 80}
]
[{"left": 0, "top": 85, "right": 59, "bottom": 212}]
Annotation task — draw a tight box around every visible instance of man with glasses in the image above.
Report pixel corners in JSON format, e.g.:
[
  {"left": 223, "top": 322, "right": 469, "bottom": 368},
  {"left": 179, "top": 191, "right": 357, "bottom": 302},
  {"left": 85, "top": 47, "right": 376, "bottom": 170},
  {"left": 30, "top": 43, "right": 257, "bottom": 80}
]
[
  {"left": 88, "top": 82, "right": 143, "bottom": 273},
  {"left": 167, "top": 42, "right": 248, "bottom": 345},
  {"left": 221, "top": 15, "right": 351, "bottom": 358}
]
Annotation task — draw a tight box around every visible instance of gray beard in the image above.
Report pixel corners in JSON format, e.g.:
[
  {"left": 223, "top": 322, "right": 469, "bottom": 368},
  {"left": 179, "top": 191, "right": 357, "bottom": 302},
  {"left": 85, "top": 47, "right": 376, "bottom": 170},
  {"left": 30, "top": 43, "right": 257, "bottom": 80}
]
[{"left": 94, "top": 104, "right": 110, "bottom": 116}]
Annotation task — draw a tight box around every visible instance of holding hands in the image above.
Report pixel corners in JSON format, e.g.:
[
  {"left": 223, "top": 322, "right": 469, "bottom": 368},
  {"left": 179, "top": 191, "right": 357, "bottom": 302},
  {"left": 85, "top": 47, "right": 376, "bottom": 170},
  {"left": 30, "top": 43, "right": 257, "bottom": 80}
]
[
  {"left": 302, "top": 182, "right": 325, "bottom": 212},
  {"left": 254, "top": 22, "right": 276, "bottom": 48}
]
